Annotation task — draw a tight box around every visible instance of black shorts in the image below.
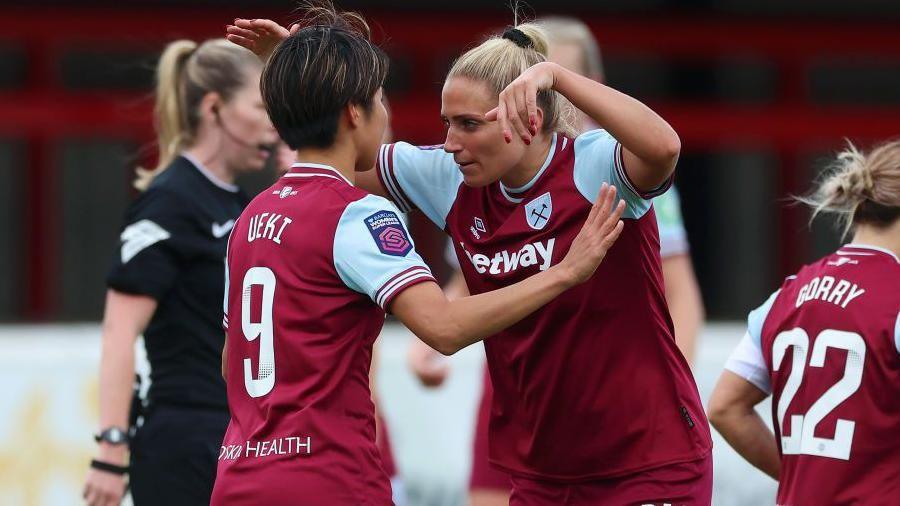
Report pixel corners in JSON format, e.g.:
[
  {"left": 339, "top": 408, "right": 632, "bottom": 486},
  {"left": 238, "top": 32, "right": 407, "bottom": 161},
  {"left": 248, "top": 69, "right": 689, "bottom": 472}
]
[{"left": 129, "top": 405, "right": 229, "bottom": 506}]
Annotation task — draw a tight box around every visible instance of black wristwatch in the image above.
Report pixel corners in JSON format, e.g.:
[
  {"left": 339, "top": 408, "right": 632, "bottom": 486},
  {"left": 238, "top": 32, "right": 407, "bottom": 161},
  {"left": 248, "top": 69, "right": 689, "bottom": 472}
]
[{"left": 94, "top": 426, "right": 129, "bottom": 445}]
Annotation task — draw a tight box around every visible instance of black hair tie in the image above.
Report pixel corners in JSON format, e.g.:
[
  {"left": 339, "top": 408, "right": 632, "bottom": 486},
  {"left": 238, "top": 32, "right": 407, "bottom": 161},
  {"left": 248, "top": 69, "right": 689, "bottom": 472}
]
[{"left": 502, "top": 28, "right": 533, "bottom": 49}]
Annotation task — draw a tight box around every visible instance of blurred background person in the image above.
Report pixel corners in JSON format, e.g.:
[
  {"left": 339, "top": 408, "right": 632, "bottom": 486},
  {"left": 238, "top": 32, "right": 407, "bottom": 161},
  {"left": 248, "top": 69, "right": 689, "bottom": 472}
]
[
  {"left": 82, "top": 39, "right": 277, "bottom": 506},
  {"left": 407, "top": 16, "right": 706, "bottom": 506},
  {"left": 708, "top": 139, "right": 900, "bottom": 504}
]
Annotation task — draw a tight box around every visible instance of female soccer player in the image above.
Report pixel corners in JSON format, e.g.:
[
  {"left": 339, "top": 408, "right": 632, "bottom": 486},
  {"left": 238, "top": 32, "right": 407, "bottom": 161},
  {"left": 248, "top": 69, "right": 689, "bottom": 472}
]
[
  {"left": 82, "top": 39, "right": 279, "bottom": 506},
  {"left": 406, "top": 17, "right": 707, "bottom": 505},
  {"left": 229, "top": 14, "right": 712, "bottom": 504},
  {"left": 709, "top": 140, "right": 900, "bottom": 505},
  {"left": 214, "top": 8, "right": 625, "bottom": 505}
]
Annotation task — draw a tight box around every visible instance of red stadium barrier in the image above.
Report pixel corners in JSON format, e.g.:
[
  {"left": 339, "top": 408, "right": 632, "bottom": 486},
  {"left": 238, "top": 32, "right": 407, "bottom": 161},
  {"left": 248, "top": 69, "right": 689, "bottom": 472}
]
[{"left": 2, "top": 7, "right": 898, "bottom": 319}]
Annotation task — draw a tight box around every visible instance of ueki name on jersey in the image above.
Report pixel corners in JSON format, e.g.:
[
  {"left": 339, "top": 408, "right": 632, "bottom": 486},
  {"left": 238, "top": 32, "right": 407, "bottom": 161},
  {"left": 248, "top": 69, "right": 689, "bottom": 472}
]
[
  {"left": 470, "top": 216, "right": 487, "bottom": 239},
  {"left": 272, "top": 186, "right": 299, "bottom": 199},
  {"left": 525, "top": 192, "right": 552, "bottom": 230}
]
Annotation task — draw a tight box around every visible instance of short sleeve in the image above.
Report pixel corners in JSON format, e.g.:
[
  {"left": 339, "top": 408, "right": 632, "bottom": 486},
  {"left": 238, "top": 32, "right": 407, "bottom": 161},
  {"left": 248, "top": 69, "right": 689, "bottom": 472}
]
[
  {"left": 724, "top": 332, "right": 772, "bottom": 394},
  {"left": 106, "top": 189, "right": 190, "bottom": 300},
  {"left": 573, "top": 129, "right": 671, "bottom": 220},
  {"left": 333, "top": 195, "right": 436, "bottom": 310},
  {"left": 747, "top": 289, "right": 781, "bottom": 349},
  {"left": 376, "top": 142, "right": 464, "bottom": 230},
  {"left": 653, "top": 186, "right": 689, "bottom": 258}
]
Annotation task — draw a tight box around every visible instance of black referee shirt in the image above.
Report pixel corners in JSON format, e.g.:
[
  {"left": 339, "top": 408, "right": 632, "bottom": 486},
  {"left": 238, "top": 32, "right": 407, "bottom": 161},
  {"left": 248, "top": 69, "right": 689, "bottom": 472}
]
[{"left": 107, "top": 155, "right": 250, "bottom": 411}]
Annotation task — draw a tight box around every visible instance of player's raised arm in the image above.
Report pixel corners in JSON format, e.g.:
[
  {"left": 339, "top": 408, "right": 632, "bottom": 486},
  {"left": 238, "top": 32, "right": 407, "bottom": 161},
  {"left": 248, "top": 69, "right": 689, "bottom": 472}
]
[
  {"left": 489, "top": 59, "right": 680, "bottom": 193},
  {"left": 393, "top": 184, "right": 625, "bottom": 355}
]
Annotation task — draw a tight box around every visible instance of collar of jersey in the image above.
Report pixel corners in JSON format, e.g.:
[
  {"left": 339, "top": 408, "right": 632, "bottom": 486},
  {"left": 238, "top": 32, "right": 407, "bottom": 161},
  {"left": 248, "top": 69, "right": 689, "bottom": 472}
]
[
  {"left": 284, "top": 163, "right": 352, "bottom": 185},
  {"left": 839, "top": 243, "right": 900, "bottom": 263},
  {"left": 181, "top": 152, "right": 240, "bottom": 193},
  {"left": 499, "top": 133, "right": 558, "bottom": 204}
]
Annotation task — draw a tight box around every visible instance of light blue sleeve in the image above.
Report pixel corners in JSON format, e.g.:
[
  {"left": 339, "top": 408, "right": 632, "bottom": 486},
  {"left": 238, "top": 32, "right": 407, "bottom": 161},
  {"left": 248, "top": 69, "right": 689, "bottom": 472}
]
[
  {"left": 572, "top": 129, "right": 657, "bottom": 220},
  {"left": 747, "top": 289, "right": 782, "bottom": 348},
  {"left": 333, "top": 195, "right": 435, "bottom": 309},
  {"left": 376, "top": 142, "right": 464, "bottom": 230},
  {"left": 653, "top": 186, "right": 689, "bottom": 258},
  {"left": 722, "top": 288, "right": 784, "bottom": 395}
]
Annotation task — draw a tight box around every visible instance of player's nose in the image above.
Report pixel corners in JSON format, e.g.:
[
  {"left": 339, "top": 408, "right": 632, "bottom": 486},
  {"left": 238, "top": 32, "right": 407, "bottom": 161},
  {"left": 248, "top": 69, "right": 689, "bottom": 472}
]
[{"left": 443, "top": 128, "right": 462, "bottom": 154}]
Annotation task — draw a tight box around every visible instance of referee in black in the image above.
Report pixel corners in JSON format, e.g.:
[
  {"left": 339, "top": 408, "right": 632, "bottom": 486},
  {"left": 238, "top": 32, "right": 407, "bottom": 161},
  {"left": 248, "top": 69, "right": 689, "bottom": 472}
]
[{"left": 83, "top": 38, "right": 281, "bottom": 506}]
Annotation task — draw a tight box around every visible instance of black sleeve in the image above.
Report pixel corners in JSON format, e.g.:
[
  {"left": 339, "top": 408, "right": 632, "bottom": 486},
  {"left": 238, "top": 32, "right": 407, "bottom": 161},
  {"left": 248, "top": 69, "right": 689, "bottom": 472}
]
[{"left": 106, "top": 188, "right": 194, "bottom": 300}]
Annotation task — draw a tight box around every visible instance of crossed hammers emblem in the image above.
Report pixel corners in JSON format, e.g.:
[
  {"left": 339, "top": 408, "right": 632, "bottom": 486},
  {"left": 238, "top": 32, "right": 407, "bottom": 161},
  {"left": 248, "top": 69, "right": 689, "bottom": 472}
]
[{"left": 531, "top": 202, "right": 549, "bottom": 225}]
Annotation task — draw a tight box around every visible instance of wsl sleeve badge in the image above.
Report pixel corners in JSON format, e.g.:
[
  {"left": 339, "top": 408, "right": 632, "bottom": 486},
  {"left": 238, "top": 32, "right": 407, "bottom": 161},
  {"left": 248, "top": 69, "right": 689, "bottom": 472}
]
[{"left": 365, "top": 211, "right": 412, "bottom": 256}]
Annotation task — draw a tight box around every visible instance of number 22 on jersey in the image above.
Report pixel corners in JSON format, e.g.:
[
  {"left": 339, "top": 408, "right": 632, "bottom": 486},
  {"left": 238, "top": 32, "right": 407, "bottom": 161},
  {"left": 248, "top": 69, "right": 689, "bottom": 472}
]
[
  {"left": 773, "top": 328, "right": 866, "bottom": 460},
  {"left": 242, "top": 267, "right": 277, "bottom": 398}
]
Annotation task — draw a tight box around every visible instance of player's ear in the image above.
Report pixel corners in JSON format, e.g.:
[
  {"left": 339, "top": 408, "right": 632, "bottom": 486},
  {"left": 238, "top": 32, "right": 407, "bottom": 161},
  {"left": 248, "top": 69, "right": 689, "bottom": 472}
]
[
  {"left": 534, "top": 106, "right": 545, "bottom": 132},
  {"left": 345, "top": 102, "right": 362, "bottom": 129},
  {"left": 200, "top": 92, "right": 224, "bottom": 124}
]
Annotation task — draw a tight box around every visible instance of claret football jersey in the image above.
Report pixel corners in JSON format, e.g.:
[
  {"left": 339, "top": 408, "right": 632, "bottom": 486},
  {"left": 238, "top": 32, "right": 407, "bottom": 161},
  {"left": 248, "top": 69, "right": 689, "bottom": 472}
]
[
  {"left": 211, "top": 164, "right": 434, "bottom": 505},
  {"left": 377, "top": 130, "right": 712, "bottom": 481},
  {"left": 726, "top": 244, "right": 900, "bottom": 505}
]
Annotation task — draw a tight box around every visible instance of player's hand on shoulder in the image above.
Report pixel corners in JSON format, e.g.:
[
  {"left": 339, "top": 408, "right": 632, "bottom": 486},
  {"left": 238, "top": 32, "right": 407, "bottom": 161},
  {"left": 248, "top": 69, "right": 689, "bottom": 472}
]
[
  {"left": 558, "top": 183, "right": 625, "bottom": 285},
  {"left": 225, "top": 18, "right": 300, "bottom": 61},
  {"left": 485, "top": 61, "right": 557, "bottom": 146}
]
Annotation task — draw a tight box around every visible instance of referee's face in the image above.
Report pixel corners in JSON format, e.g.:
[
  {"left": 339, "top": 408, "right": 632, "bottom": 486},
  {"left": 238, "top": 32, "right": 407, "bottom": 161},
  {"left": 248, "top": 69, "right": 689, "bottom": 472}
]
[{"left": 218, "top": 70, "right": 279, "bottom": 173}]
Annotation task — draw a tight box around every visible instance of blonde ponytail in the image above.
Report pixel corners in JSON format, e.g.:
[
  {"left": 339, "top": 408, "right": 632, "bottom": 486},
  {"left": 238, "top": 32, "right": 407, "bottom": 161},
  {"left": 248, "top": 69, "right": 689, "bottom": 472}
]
[
  {"left": 135, "top": 39, "right": 261, "bottom": 190},
  {"left": 135, "top": 40, "right": 197, "bottom": 191},
  {"left": 799, "top": 139, "right": 900, "bottom": 236}
]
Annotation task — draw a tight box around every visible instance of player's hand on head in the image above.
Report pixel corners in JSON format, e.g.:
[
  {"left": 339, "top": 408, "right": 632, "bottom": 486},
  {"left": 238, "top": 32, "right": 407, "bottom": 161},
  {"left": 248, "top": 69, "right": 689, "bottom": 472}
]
[
  {"left": 407, "top": 338, "right": 450, "bottom": 388},
  {"left": 82, "top": 467, "right": 126, "bottom": 506},
  {"left": 226, "top": 18, "right": 297, "bottom": 61},
  {"left": 485, "top": 61, "right": 556, "bottom": 145},
  {"left": 559, "top": 183, "right": 625, "bottom": 285}
]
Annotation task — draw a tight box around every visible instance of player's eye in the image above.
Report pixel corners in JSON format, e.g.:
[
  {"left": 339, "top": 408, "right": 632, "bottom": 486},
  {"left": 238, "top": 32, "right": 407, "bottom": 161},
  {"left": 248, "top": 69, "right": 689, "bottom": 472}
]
[{"left": 463, "top": 120, "right": 479, "bottom": 130}]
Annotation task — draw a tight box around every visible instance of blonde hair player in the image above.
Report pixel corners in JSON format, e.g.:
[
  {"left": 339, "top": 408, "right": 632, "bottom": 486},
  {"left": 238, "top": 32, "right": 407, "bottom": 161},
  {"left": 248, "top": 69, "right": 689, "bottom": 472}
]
[
  {"left": 83, "top": 39, "right": 278, "bottom": 506},
  {"left": 403, "top": 16, "right": 706, "bottom": 506},
  {"left": 709, "top": 139, "right": 900, "bottom": 505}
]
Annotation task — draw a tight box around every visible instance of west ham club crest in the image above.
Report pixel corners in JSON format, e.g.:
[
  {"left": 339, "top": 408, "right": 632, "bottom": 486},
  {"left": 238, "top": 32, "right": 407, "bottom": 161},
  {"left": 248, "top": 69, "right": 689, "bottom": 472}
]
[{"left": 524, "top": 192, "right": 552, "bottom": 230}]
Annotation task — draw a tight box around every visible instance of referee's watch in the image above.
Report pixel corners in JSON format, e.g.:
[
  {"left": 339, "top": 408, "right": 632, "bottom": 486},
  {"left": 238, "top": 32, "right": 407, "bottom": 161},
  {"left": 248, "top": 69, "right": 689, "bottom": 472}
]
[{"left": 94, "top": 426, "right": 129, "bottom": 445}]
